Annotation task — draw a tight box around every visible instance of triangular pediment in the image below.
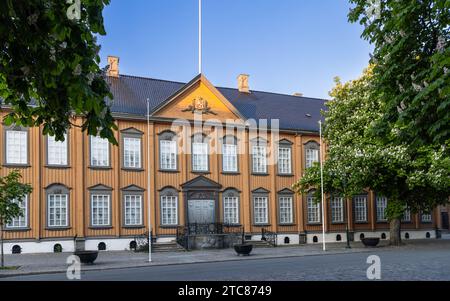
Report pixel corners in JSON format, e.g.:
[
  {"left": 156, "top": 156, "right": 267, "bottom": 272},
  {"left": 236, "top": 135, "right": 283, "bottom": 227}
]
[
  {"left": 151, "top": 74, "right": 245, "bottom": 121},
  {"left": 181, "top": 176, "right": 222, "bottom": 190}
]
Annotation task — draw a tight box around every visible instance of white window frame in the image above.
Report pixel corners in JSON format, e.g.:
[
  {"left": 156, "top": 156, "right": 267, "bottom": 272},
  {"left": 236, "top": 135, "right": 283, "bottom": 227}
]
[
  {"left": 48, "top": 194, "right": 69, "bottom": 227},
  {"left": 376, "top": 195, "right": 388, "bottom": 222},
  {"left": 223, "top": 196, "right": 239, "bottom": 225},
  {"left": 160, "top": 140, "right": 177, "bottom": 170},
  {"left": 402, "top": 208, "right": 411, "bottom": 222},
  {"left": 307, "top": 194, "right": 321, "bottom": 223},
  {"left": 91, "top": 194, "right": 111, "bottom": 226},
  {"left": 421, "top": 212, "right": 432, "bottom": 223},
  {"left": 123, "top": 137, "right": 141, "bottom": 168},
  {"left": 222, "top": 143, "right": 238, "bottom": 173},
  {"left": 90, "top": 136, "right": 109, "bottom": 167},
  {"left": 253, "top": 196, "right": 268, "bottom": 224},
  {"left": 47, "top": 134, "right": 68, "bottom": 166},
  {"left": 124, "top": 194, "right": 143, "bottom": 226},
  {"left": 354, "top": 195, "right": 368, "bottom": 222},
  {"left": 161, "top": 195, "right": 178, "bottom": 226},
  {"left": 278, "top": 147, "right": 292, "bottom": 174},
  {"left": 305, "top": 148, "right": 319, "bottom": 169},
  {"left": 6, "top": 196, "right": 28, "bottom": 228},
  {"left": 331, "top": 196, "right": 344, "bottom": 223},
  {"left": 252, "top": 145, "right": 267, "bottom": 174},
  {"left": 6, "top": 130, "right": 28, "bottom": 165},
  {"left": 192, "top": 142, "right": 208, "bottom": 172},
  {"left": 279, "top": 196, "right": 293, "bottom": 224}
]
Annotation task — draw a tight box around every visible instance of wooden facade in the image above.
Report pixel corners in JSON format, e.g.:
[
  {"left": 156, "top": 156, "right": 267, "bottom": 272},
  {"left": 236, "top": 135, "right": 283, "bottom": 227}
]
[{"left": 0, "top": 74, "right": 440, "bottom": 252}]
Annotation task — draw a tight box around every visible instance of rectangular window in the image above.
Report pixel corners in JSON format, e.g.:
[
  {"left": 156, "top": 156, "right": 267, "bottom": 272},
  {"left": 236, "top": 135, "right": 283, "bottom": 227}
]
[
  {"left": 223, "top": 196, "right": 239, "bottom": 224},
  {"left": 354, "top": 195, "right": 368, "bottom": 222},
  {"left": 331, "top": 196, "right": 344, "bottom": 223},
  {"left": 192, "top": 142, "right": 208, "bottom": 171},
  {"left": 160, "top": 140, "right": 177, "bottom": 170},
  {"left": 421, "top": 212, "right": 432, "bottom": 223},
  {"left": 91, "top": 194, "right": 110, "bottom": 226},
  {"left": 47, "top": 134, "right": 68, "bottom": 166},
  {"left": 124, "top": 195, "right": 142, "bottom": 226},
  {"left": 6, "top": 130, "right": 27, "bottom": 164},
  {"left": 123, "top": 137, "right": 141, "bottom": 168},
  {"left": 222, "top": 144, "right": 238, "bottom": 172},
  {"left": 278, "top": 147, "right": 292, "bottom": 174},
  {"left": 252, "top": 145, "right": 267, "bottom": 173},
  {"left": 48, "top": 194, "right": 68, "bottom": 227},
  {"left": 161, "top": 196, "right": 178, "bottom": 225},
  {"left": 90, "top": 136, "right": 109, "bottom": 167},
  {"left": 279, "top": 196, "right": 293, "bottom": 224},
  {"left": 376, "top": 196, "right": 388, "bottom": 222},
  {"left": 305, "top": 148, "right": 319, "bottom": 168},
  {"left": 402, "top": 208, "right": 411, "bottom": 222},
  {"left": 307, "top": 195, "right": 320, "bottom": 223},
  {"left": 6, "top": 196, "right": 28, "bottom": 228},
  {"left": 253, "top": 196, "right": 268, "bottom": 224}
]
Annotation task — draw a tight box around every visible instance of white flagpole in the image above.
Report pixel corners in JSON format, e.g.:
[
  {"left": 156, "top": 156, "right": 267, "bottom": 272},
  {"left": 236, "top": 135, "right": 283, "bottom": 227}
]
[
  {"left": 147, "top": 98, "right": 152, "bottom": 262},
  {"left": 319, "top": 120, "right": 326, "bottom": 251},
  {"left": 198, "top": 0, "right": 202, "bottom": 74}
]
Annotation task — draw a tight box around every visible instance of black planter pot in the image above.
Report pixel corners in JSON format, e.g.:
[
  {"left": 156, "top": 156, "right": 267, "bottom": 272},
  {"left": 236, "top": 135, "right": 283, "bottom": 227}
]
[
  {"left": 234, "top": 244, "right": 253, "bottom": 256},
  {"left": 74, "top": 250, "right": 99, "bottom": 264},
  {"left": 361, "top": 237, "right": 380, "bottom": 247}
]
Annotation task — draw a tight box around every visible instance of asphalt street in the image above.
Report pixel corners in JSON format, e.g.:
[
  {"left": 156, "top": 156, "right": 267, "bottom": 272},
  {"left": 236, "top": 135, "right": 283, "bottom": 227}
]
[{"left": 3, "top": 245, "right": 450, "bottom": 281}]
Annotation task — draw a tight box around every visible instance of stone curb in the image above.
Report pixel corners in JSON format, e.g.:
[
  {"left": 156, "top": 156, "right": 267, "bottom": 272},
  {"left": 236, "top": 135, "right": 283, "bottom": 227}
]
[{"left": 0, "top": 248, "right": 373, "bottom": 279}]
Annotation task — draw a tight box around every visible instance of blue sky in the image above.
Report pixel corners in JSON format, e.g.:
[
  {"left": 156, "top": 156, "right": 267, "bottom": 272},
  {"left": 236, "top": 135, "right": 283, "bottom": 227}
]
[{"left": 98, "top": 0, "right": 373, "bottom": 99}]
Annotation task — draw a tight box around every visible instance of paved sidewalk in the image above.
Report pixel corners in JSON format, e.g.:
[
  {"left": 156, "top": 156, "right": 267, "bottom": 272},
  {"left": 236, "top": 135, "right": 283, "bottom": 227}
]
[{"left": 0, "top": 239, "right": 447, "bottom": 278}]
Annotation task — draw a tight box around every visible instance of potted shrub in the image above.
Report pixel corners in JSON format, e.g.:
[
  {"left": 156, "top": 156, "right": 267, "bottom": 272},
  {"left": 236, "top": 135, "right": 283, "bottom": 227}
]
[
  {"left": 74, "top": 250, "right": 99, "bottom": 264},
  {"left": 361, "top": 237, "right": 380, "bottom": 247},
  {"left": 234, "top": 231, "right": 253, "bottom": 256}
]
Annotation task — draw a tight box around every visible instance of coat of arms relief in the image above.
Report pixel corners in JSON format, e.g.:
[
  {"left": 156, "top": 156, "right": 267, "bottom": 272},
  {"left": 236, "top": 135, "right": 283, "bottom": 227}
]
[{"left": 182, "top": 96, "right": 217, "bottom": 115}]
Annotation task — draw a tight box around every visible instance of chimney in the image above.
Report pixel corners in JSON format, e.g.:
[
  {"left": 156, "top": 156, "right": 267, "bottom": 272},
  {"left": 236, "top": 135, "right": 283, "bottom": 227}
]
[
  {"left": 107, "top": 56, "right": 119, "bottom": 77},
  {"left": 293, "top": 92, "right": 303, "bottom": 97},
  {"left": 237, "top": 74, "right": 250, "bottom": 93}
]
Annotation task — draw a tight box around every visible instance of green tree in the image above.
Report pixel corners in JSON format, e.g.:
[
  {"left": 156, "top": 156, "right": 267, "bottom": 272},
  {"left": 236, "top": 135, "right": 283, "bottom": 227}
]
[
  {"left": 0, "top": 170, "right": 32, "bottom": 268},
  {"left": 348, "top": 0, "right": 450, "bottom": 147},
  {"left": 293, "top": 66, "right": 450, "bottom": 246},
  {"left": 0, "top": 0, "right": 117, "bottom": 144}
]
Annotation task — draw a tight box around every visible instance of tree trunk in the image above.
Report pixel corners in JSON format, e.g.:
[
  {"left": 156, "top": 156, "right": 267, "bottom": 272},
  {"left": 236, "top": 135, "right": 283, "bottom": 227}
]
[
  {"left": 0, "top": 222, "right": 4, "bottom": 268},
  {"left": 389, "top": 218, "right": 401, "bottom": 246}
]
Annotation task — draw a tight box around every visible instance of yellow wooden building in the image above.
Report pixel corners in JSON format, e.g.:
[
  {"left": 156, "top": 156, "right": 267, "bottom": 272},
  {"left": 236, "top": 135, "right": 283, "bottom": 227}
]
[{"left": 0, "top": 57, "right": 440, "bottom": 253}]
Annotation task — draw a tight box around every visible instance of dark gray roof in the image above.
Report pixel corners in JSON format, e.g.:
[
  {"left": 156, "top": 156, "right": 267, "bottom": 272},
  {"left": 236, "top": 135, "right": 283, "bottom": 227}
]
[{"left": 107, "top": 74, "right": 327, "bottom": 132}]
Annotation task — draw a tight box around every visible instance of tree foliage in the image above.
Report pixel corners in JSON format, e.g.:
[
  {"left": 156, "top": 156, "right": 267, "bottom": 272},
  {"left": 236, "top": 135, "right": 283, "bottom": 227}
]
[
  {"left": 0, "top": 169, "right": 32, "bottom": 267},
  {"left": 348, "top": 0, "right": 450, "bottom": 148},
  {"left": 0, "top": 0, "right": 117, "bottom": 143},
  {"left": 293, "top": 66, "right": 450, "bottom": 244}
]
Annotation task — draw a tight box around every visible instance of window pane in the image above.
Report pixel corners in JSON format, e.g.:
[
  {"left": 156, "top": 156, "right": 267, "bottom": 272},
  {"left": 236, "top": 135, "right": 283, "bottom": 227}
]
[
  {"left": 124, "top": 195, "right": 142, "bottom": 226},
  {"left": 253, "top": 196, "right": 268, "bottom": 224},
  {"left": 192, "top": 142, "right": 208, "bottom": 171},
  {"left": 48, "top": 194, "right": 68, "bottom": 227},
  {"left": 222, "top": 144, "right": 237, "bottom": 172},
  {"left": 48, "top": 134, "right": 68, "bottom": 165},
  {"left": 160, "top": 140, "right": 177, "bottom": 170},
  {"left": 307, "top": 195, "right": 320, "bottom": 223},
  {"left": 252, "top": 145, "right": 267, "bottom": 173},
  {"left": 331, "top": 196, "right": 344, "bottom": 223},
  {"left": 354, "top": 196, "right": 367, "bottom": 222},
  {"left": 7, "top": 196, "right": 28, "bottom": 228},
  {"left": 224, "top": 196, "right": 239, "bottom": 224},
  {"left": 278, "top": 147, "right": 292, "bottom": 174},
  {"left": 124, "top": 137, "right": 141, "bottom": 168},
  {"left": 91, "top": 195, "right": 110, "bottom": 226},
  {"left": 90, "top": 136, "right": 109, "bottom": 167},
  {"left": 279, "top": 196, "right": 293, "bottom": 224},
  {"left": 6, "top": 130, "right": 27, "bottom": 164},
  {"left": 306, "top": 148, "right": 319, "bottom": 168},
  {"left": 161, "top": 195, "right": 178, "bottom": 225},
  {"left": 376, "top": 196, "right": 388, "bottom": 221}
]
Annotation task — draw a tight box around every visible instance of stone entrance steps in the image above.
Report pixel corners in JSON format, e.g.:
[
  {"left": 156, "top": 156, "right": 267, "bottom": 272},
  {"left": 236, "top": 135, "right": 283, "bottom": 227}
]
[{"left": 152, "top": 241, "right": 186, "bottom": 253}]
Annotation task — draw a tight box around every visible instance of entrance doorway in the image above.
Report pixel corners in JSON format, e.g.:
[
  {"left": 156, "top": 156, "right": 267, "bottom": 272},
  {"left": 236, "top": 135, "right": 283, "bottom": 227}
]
[
  {"left": 441, "top": 212, "right": 449, "bottom": 230},
  {"left": 188, "top": 199, "right": 215, "bottom": 224}
]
